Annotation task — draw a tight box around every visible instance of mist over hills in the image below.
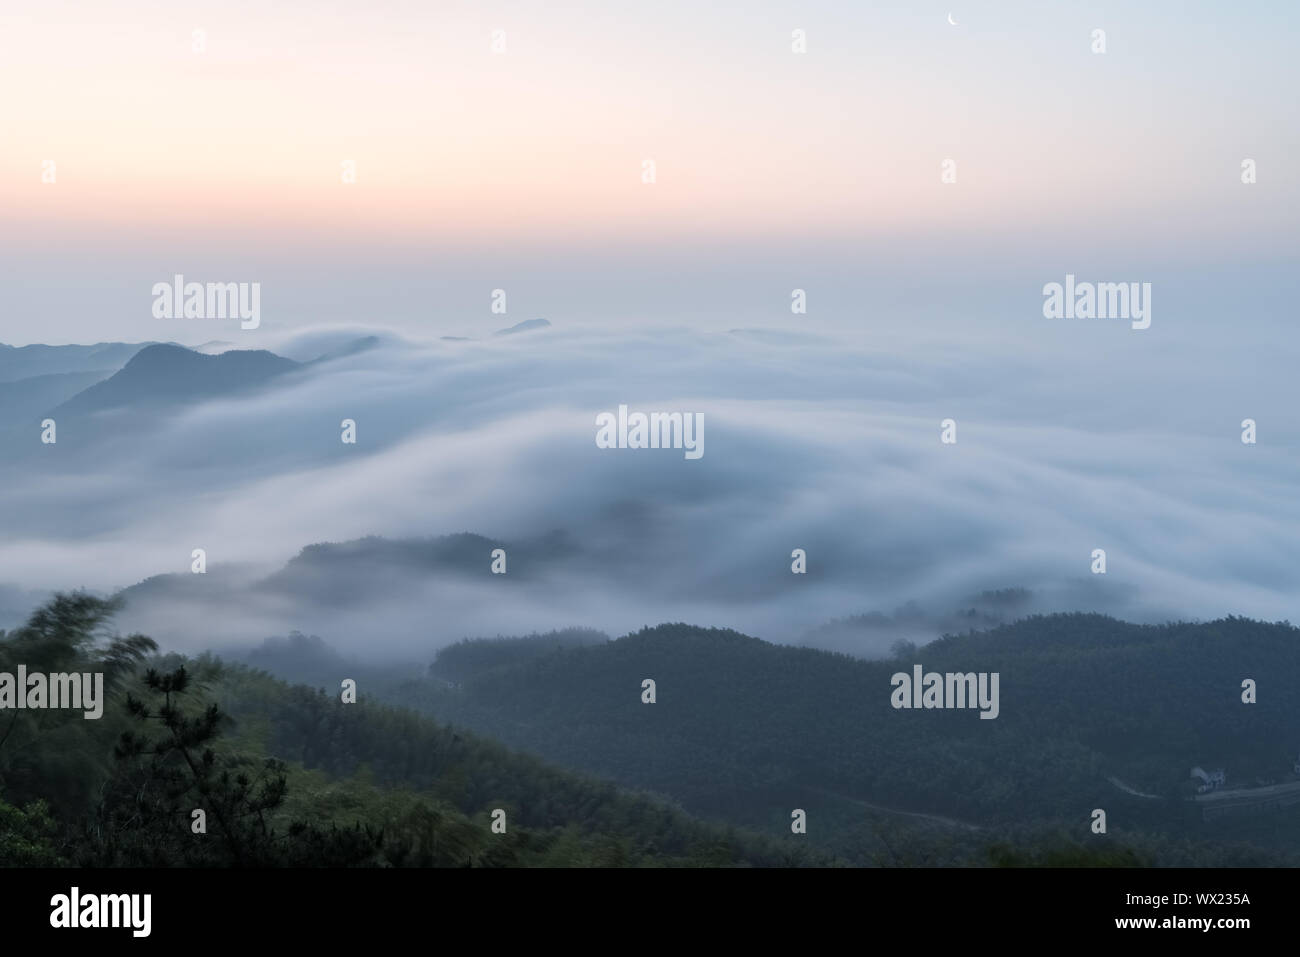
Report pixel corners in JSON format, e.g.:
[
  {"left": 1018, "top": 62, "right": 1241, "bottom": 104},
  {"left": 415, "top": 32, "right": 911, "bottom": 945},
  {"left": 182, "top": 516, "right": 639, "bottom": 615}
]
[
  {"left": 0, "top": 322, "right": 1298, "bottom": 656},
  {"left": 100, "top": 528, "right": 1127, "bottom": 659},
  {"left": 797, "top": 588, "right": 1036, "bottom": 654}
]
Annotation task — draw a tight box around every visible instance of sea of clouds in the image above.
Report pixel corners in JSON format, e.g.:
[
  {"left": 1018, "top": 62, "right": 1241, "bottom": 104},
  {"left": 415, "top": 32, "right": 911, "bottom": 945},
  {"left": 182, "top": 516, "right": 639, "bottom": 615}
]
[{"left": 0, "top": 299, "right": 1297, "bottom": 658}]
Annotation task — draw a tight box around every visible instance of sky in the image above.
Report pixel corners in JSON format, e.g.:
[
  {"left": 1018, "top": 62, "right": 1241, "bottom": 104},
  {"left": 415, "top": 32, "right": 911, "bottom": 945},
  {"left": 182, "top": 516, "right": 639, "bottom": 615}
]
[{"left": 1, "top": 1, "right": 1296, "bottom": 344}]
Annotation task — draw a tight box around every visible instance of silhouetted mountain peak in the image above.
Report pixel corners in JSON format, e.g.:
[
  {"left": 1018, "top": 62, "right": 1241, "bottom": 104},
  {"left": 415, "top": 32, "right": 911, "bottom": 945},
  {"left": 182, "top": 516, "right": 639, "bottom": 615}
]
[
  {"left": 493, "top": 318, "right": 551, "bottom": 336},
  {"left": 54, "top": 343, "right": 299, "bottom": 414}
]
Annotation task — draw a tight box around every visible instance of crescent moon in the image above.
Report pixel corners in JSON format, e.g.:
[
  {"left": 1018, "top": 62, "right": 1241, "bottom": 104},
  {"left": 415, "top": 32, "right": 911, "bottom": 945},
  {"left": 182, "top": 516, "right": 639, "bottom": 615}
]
[{"left": 947, "top": 13, "right": 958, "bottom": 26}]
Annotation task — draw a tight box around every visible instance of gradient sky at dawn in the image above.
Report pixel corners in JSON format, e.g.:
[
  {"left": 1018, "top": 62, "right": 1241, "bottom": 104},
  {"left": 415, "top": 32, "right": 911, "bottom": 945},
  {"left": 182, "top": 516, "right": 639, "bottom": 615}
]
[{"left": 1, "top": 0, "right": 1296, "bottom": 344}]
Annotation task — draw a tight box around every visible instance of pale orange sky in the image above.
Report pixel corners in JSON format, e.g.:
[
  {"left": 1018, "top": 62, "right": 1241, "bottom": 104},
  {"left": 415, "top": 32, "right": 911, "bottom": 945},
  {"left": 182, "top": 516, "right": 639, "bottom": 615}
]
[{"left": 4, "top": 1, "right": 1295, "bottom": 247}]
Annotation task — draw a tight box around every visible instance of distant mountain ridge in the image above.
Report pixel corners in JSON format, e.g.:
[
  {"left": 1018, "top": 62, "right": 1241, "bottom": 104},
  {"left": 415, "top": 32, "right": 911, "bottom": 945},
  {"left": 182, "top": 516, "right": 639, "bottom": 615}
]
[
  {"left": 54, "top": 343, "right": 300, "bottom": 415},
  {"left": 0, "top": 341, "right": 150, "bottom": 383},
  {"left": 0, "top": 370, "right": 118, "bottom": 424}
]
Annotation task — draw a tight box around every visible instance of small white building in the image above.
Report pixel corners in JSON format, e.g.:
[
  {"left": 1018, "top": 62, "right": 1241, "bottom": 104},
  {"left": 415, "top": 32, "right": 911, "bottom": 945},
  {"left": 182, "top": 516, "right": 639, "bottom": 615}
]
[{"left": 1191, "top": 767, "right": 1226, "bottom": 793}]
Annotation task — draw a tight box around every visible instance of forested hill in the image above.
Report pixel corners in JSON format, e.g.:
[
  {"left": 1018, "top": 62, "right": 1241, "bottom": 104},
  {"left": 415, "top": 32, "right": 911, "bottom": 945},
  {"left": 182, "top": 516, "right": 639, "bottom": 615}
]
[
  {"left": 345, "top": 614, "right": 1300, "bottom": 858},
  {"left": 211, "top": 659, "right": 816, "bottom": 866},
  {"left": 8, "top": 596, "right": 1296, "bottom": 867},
  {"left": 0, "top": 594, "right": 817, "bottom": 867}
]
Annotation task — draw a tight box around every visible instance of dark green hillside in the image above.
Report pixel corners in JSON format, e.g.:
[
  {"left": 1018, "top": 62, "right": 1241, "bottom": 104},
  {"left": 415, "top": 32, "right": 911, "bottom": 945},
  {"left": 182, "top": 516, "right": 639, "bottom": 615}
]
[
  {"left": 7, "top": 595, "right": 1296, "bottom": 867},
  {"left": 211, "top": 660, "right": 815, "bottom": 866},
  {"left": 364, "top": 614, "right": 1300, "bottom": 860},
  {"left": 0, "top": 594, "right": 813, "bottom": 867},
  {"left": 431, "top": 629, "right": 609, "bottom": 684}
]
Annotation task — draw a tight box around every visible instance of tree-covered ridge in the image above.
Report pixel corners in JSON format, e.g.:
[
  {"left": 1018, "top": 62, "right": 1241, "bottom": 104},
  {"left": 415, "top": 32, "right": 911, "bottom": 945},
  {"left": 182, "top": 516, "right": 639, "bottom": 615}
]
[
  {"left": 213, "top": 657, "right": 816, "bottom": 866},
  {"left": 6, "top": 595, "right": 1297, "bottom": 867},
  {"left": 430, "top": 628, "right": 609, "bottom": 684},
  {"left": 354, "top": 614, "right": 1300, "bottom": 862},
  {"left": 0, "top": 594, "right": 816, "bottom": 867}
]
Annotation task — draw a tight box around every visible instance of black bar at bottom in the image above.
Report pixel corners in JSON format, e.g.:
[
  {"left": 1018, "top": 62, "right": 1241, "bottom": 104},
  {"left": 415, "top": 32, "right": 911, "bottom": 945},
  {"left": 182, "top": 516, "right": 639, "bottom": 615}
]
[{"left": 2, "top": 866, "right": 1277, "bottom": 944}]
